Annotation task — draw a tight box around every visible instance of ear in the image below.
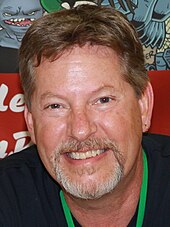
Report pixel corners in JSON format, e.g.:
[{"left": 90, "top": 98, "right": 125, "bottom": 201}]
[
  {"left": 138, "top": 82, "right": 154, "bottom": 133},
  {"left": 24, "top": 105, "right": 36, "bottom": 144}
]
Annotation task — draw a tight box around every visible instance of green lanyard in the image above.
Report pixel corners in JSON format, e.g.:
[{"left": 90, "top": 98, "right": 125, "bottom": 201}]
[
  {"left": 60, "top": 150, "right": 148, "bottom": 227},
  {"left": 136, "top": 150, "right": 148, "bottom": 227}
]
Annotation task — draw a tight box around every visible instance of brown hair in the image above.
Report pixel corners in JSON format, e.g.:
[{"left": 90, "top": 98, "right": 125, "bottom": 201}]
[{"left": 19, "top": 4, "right": 148, "bottom": 109}]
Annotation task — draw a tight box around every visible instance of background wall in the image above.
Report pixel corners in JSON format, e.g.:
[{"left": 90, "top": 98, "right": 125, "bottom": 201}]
[{"left": 0, "top": 0, "right": 170, "bottom": 157}]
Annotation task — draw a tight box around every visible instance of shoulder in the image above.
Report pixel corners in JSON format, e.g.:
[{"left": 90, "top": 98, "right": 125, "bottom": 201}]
[
  {"left": 0, "top": 145, "right": 44, "bottom": 190},
  {"left": 0, "top": 146, "right": 63, "bottom": 225},
  {"left": 142, "top": 133, "right": 170, "bottom": 173},
  {"left": 0, "top": 145, "right": 40, "bottom": 172},
  {"left": 142, "top": 133, "right": 170, "bottom": 156},
  {"left": 142, "top": 134, "right": 170, "bottom": 225}
]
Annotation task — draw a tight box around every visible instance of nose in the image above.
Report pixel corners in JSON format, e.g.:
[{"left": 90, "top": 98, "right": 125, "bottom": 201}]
[{"left": 68, "top": 109, "right": 97, "bottom": 141}]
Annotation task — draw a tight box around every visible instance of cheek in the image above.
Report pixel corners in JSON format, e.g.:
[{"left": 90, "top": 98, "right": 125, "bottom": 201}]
[
  {"left": 96, "top": 107, "right": 142, "bottom": 175},
  {"left": 93, "top": 109, "right": 133, "bottom": 137},
  {"left": 33, "top": 117, "right": 68, "bottom": 179},
  {"left": 94, "top": 105, "right": 142, "bottom": 148},
  {"left": 33, "top": 117, "right": 67, "bottom": 154}
]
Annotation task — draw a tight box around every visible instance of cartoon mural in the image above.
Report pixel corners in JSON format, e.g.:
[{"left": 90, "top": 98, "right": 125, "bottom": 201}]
[
  {"left": 123, "top": 0, "right": 170, "bottom": 71},
  {"left": 41, "top": 0, "right": 170, "bottom": 71},
  {"left": 0, "top": 0, "right": 44, "bottom": 49}
]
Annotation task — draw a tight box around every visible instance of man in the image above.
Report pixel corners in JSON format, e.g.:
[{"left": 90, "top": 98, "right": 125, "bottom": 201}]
[{"left": 0, "top": 4, "right": 170, "bottom": 226}]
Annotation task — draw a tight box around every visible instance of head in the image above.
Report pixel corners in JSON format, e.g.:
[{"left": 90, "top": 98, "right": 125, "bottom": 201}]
[
  {"left": 20, "top": 4, "right": 148, "bottom": 109},
  {"left": 19, "top": 5, "right": 153, "bottom": 199}
]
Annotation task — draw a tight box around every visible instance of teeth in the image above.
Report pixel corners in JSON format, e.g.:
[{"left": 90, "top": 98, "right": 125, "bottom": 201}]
[
  {"left": 68, "top": 149, "right": 105, "bottom": 160},
  {"left": 8, "top": 18, "right": 34, "bottom": 23}
]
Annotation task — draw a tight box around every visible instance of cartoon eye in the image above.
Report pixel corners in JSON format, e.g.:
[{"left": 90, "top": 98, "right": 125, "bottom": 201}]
[
  {"left": 27, "top": 11, "right": 35, "bottom": 16},
  {"left": 4, "top": 12, "right": 12, "bottom": 16}
]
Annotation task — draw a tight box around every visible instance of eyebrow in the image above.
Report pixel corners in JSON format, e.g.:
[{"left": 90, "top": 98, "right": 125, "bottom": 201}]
[
  {"left": 40, "top": 85, "right": 119, "bottom": 102},
  {"left": 91, "top": 85, "right": 118, "bottom": 95},
  {"left": 40, "top": 92, "right": 65, "bottom": 101}
]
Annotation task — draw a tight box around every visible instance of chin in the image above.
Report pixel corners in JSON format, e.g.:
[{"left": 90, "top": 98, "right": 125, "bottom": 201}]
[{"left": 56, "top": 164, "right": 123, "bottom": 200}]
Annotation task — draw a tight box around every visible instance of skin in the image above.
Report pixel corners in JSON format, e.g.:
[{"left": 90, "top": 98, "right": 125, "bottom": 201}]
[{"left": 25, "top": 45, "right": 153, "bottom": 226}]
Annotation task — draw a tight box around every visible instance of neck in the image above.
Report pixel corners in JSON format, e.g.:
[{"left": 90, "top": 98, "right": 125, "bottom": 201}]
[{"left": 63, "top": 151, "right": 143, "bottom": 227}]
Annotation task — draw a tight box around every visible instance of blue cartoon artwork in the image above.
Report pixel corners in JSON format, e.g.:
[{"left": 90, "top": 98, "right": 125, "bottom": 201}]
[
  {"left": 0, "top": 0, "right": 44, "bottom": 49},
  {"left": 124, "top": 0, "right": 170, "bottom": 71},
  {"left": 41, "top": 0, "right": 170, "bottom": 71}
]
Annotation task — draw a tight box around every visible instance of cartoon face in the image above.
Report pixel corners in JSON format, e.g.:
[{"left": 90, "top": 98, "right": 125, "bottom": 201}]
[{"left": 0, "top": 0, "right": 43, "bottom": 34}]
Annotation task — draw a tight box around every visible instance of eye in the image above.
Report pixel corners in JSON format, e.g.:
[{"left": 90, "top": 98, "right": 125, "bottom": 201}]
[
  {"left": 96, "top": 97, "right": 113, "bottom": 104},
  {"left": 46, "top": 104, "right": 62, "bottom": 109}
]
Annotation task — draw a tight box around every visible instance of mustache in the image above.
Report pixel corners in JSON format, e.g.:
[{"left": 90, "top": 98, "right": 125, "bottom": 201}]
[
  {"left": 54, "top": 138, "right": 124, "bottom": 164},
  {"left": 56, "top": 138, "right": 118, "bottom": 153}
]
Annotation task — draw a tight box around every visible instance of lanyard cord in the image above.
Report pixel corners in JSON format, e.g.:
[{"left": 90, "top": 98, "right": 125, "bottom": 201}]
[
  {"left": 60, "top": 150, "right": 148, "bottom": 227},
  {"left": 136, "top": 149, "right": 148, "bottom": 227},
  {"left": 60, "top": 190, "right": 75, "bottom": 227}
]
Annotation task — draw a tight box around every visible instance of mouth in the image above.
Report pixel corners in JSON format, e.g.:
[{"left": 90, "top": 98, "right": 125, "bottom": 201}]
[
  {"left": 4, "top": 18, "right": 35, "bottom": 27},
  {"left": 66, "top": 149, "right": 106, "bottom": 160}
]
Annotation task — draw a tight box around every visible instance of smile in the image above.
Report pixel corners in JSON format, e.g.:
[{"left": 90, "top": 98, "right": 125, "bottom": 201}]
[{"left": 67, "top": 149, "right": 105, "bottom": 160}]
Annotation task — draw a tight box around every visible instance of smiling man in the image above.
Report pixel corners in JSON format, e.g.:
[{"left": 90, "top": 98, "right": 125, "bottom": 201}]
[{"left": 0, "top": 4, "right": 170, "bottom": 227}]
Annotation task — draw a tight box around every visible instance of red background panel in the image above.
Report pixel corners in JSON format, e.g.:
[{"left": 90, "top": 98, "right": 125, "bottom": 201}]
[
  {"left": 148, "top": 70, "right": 170, "bottom": 136},
  {"left": 0, "top": 73, "right": 31, "bottom": 157}
]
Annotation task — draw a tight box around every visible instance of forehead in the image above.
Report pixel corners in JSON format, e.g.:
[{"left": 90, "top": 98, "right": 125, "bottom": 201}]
[
  {"left": 38, "top": 44, "right": 122, "bottom": 75},
  {"left": 35, "top": 45, "right": 125, "bottom": 92}
]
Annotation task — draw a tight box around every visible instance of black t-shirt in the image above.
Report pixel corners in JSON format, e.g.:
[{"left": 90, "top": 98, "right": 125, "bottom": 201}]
[{"left": 0, "top": 134, "right": 170, "bottom": 227}]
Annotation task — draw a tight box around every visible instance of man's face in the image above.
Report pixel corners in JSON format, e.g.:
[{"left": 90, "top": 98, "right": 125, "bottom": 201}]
[{"left": 25, "top": 45, "right": 151, "bottom": 199}]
